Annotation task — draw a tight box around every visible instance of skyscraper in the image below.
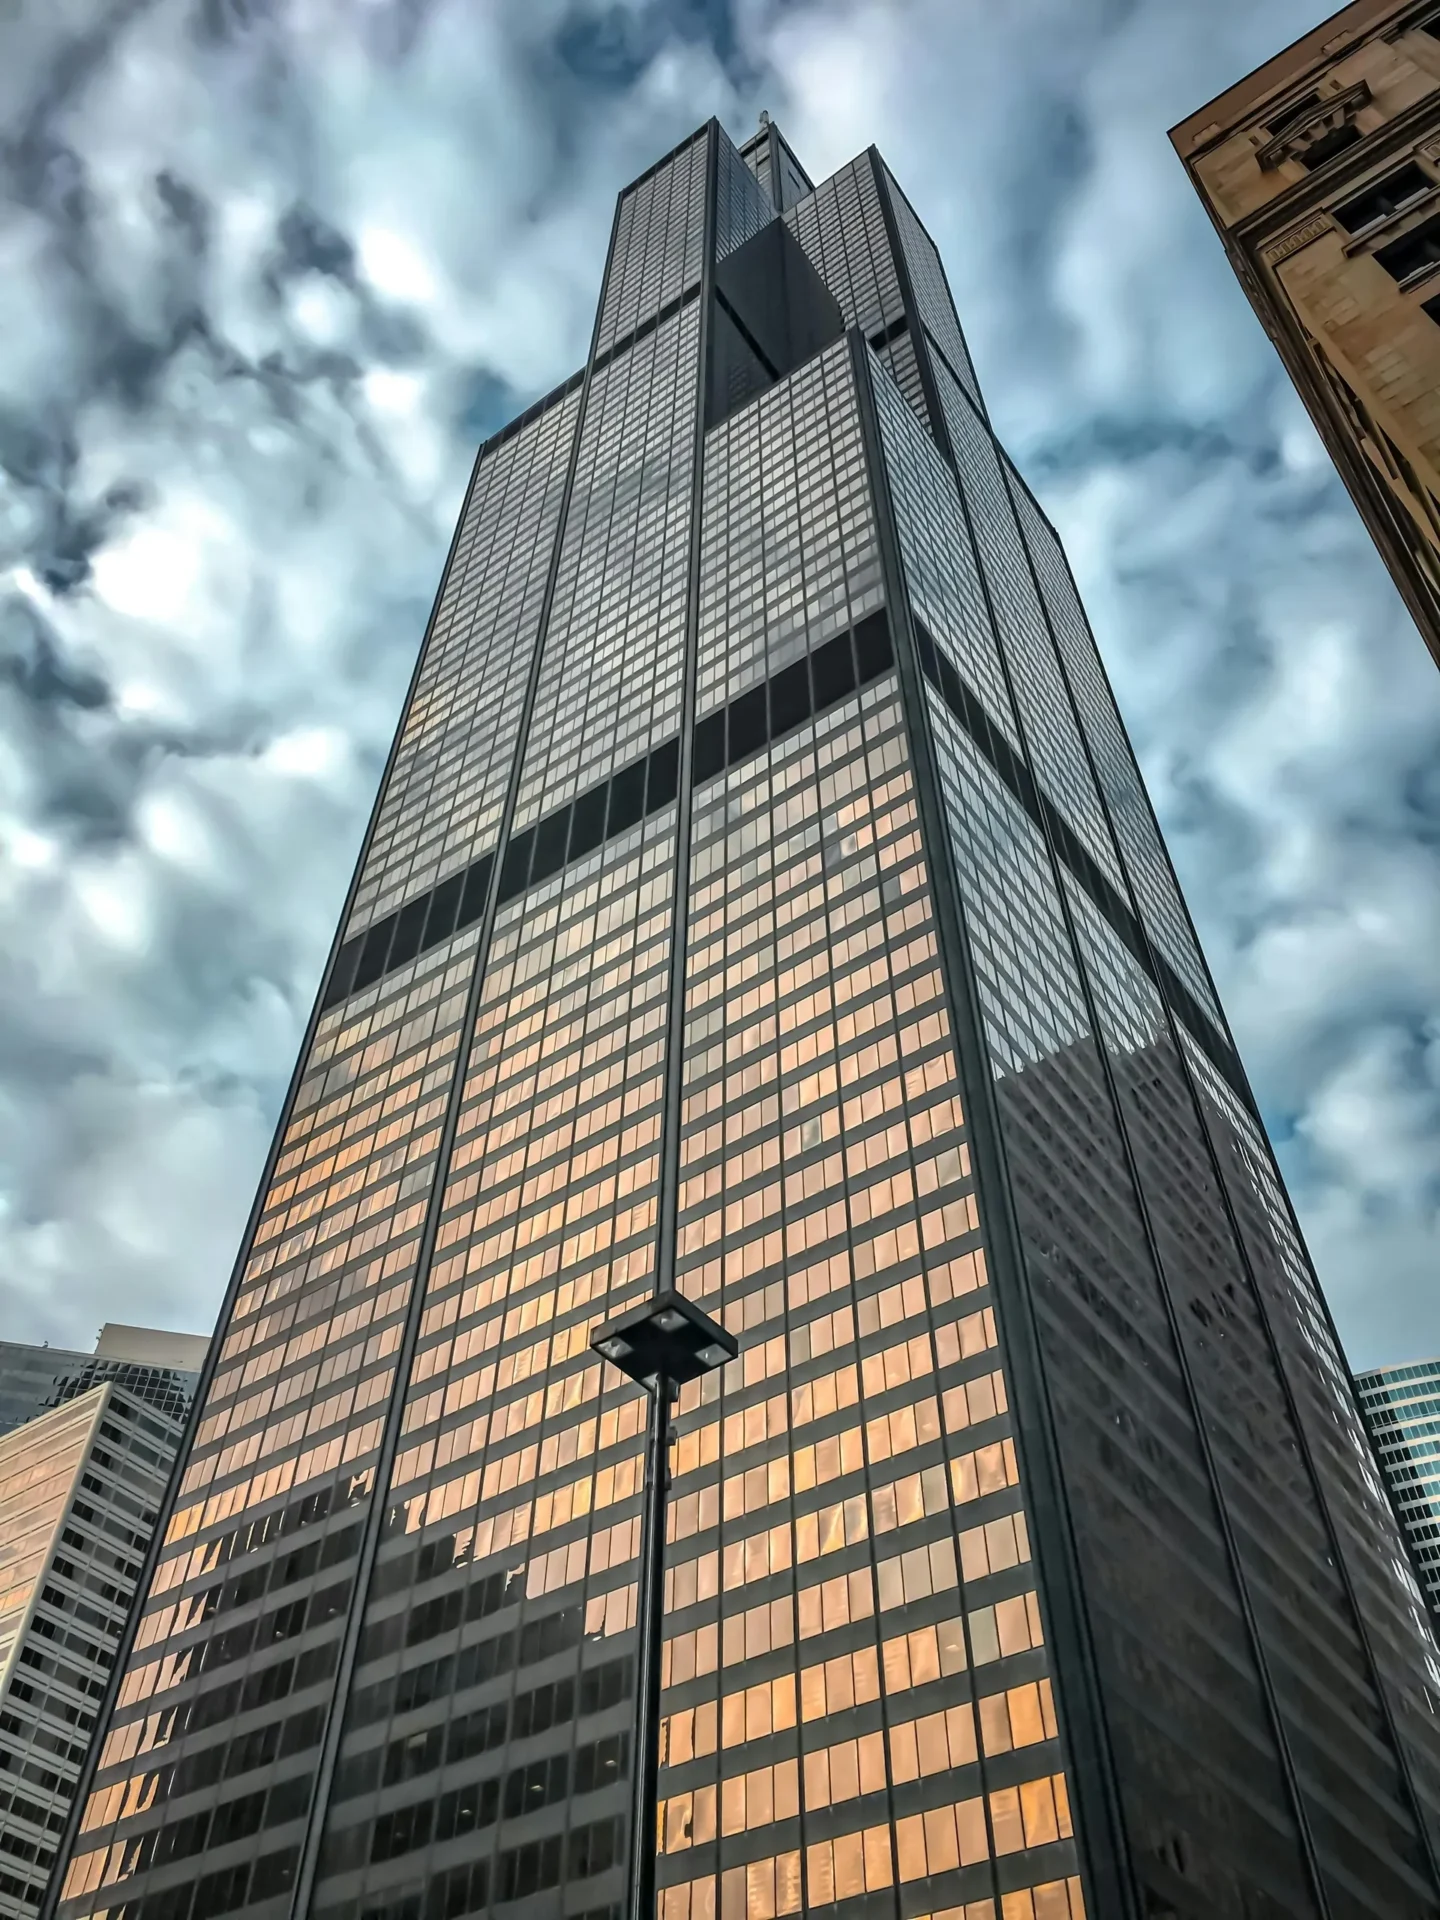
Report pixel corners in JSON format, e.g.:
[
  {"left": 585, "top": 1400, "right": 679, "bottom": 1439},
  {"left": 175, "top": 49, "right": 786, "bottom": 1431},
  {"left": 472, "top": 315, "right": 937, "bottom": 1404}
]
[
  {"left": 0, "top": 1383, "right": 187, "bottom": 1919},
  {"left": 47, "top": 114, "right": 1440, "bottom": 1920},
  {"left": 1171, "top": 0, "right": 1440, "bottom": 671},
  {"left": 1356, "top": 1359, "right": 1440, "bottom": 1613}
]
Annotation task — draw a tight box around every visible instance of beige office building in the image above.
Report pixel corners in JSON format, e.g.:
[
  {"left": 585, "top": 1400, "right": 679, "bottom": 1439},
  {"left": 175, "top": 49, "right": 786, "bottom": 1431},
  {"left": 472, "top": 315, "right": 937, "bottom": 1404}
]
[
  {"left": 1172, "top": 0, "right": 1440, "bottom": 669},
  {"left": 0, "top": 1385, "right": 186, "bottom": 1917}
]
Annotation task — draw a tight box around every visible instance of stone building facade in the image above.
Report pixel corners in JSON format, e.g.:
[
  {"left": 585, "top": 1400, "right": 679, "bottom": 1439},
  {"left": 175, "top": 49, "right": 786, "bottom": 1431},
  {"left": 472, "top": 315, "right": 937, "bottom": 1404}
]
[{"left": 1173, "top": 0, "right": 1440, "bottom": 669}]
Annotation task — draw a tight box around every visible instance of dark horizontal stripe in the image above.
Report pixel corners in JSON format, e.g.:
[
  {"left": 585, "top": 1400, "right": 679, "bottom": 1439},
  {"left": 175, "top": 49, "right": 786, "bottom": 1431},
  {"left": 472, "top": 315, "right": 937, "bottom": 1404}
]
[
  {"left": 868, "top": 315, "right": 910, "bottom": 352},
  {"left": 498, "top": 739, "right": 680, "bottom": 907},
  {"left": 691, "top": 608, "right": 893, "bottom": 789},
  {"left": 591, "top": 286, "right": 701, "bottom": 379},
  {"left": 323, "top": 610, "right": 895, "bottom": 1012},
  {"left": 325, "top": 855, "right": 496, "bottom": 1009},
  {"left": 913, "top": 620, "right": 1255, "bottom": 1119}
]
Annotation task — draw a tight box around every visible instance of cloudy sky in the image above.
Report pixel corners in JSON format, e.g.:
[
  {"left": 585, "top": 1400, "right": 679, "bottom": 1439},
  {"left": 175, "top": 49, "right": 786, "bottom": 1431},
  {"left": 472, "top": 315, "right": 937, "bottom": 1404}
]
[{"left": 1, "top": 0, "right": 1437, "bottom": 1370}]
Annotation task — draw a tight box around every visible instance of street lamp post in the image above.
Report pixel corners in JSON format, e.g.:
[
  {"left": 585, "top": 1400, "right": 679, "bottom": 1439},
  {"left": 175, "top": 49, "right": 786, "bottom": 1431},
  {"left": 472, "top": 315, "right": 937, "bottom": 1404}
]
[{"left": 590, "top": 1289, "right": 738, "bottom": 1920}]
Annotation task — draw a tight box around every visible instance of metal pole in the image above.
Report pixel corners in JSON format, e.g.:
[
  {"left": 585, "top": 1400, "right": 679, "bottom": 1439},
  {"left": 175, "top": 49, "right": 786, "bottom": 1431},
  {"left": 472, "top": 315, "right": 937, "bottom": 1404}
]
[{"left": 627, "top": 1373, "right": 674, "bottom": 1920}]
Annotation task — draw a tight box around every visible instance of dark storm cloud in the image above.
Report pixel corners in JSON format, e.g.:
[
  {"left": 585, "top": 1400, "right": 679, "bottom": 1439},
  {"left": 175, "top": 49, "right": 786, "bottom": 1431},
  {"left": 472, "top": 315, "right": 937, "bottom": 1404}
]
[{"left": 0, "top": 0, "right": 1434, "bottom": 1369}]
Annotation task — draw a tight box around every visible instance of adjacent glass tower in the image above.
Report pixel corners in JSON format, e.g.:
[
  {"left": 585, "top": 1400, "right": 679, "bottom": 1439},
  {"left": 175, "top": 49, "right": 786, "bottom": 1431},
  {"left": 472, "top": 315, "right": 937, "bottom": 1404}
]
[
  {"left": 47, "top": 117, "right": 1440, "bottom": 1920},
  {"left": 0, "top": 1328, "right": 210, "bottom": 1441},
  {"left": 1357, "top": 1360, "right": 1440, "bottom": 1615}
]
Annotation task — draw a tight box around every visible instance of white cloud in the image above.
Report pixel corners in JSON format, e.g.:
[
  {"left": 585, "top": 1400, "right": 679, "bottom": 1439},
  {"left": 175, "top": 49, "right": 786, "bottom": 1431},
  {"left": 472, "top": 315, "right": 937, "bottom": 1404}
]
[
  {"left": 74, "top": 858, "right": 153, "bottom": 953},
  {"left": 91, "top": 518, "right": 204, "bottom": 625},
  {"left": 5, "top": 825, "right": 57, "bottom": 871},
  {"left": 357, "top": 226, "right": 437, "bottom": 306},
  {"left": 264, "top": 726, "right": 348, "bottom": 781}
]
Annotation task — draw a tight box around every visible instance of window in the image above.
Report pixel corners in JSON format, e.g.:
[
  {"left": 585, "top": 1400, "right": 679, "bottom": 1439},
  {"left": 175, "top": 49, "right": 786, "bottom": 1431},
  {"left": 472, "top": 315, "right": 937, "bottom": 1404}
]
[
  {"left": 1334, "top": 163, "right": 1432, "bottom": 234},
  {"left": 1299, "top": 120, "right": 1362, "bottom": 170},
  {"left": 1262, "top": 91, "right": 1321, "bottom": 138},
  {"left": 1375, "top": 211, "right": 1440, "bottom": 285}
]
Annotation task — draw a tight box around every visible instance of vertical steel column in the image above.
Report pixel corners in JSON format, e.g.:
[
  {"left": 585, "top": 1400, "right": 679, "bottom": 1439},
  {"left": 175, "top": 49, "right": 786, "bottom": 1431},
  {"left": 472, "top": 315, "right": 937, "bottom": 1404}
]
[
  {"left": 626, "top": 1376, "right": 675, "bottom": 1920},
  {"left": 652, "top": 120, "right": 719, "bottom": 1318},
  {"left": 636, "top": 126, "right": 718, "bottom": 1920}
]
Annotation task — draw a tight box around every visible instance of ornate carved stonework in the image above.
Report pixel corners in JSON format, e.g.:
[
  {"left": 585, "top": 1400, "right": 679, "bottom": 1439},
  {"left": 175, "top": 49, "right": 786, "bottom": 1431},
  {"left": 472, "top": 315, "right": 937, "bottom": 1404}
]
[
  {"left": 1256, "top": 79, "right": 1372, "bottom": 169},
  {"left": 1263, "top": 215, "right": 1335, "bottom": 265}
]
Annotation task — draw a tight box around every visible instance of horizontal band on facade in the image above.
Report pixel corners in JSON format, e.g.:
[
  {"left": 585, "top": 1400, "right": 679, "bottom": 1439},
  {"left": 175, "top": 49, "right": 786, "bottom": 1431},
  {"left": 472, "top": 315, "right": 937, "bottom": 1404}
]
[
  {"left": 592, "top": 286, "right": 701, "bottom": 379},
  {"left": 476, "top": 368, "right": 584, "bottom": 464},
  {"left": 323, "top": 611, "right": 897, "bottom": 1011},
  {"left": 867, "top": 315, "right": 910, "bottom": 352},
  {"left": 326, "top": 604, "right": 1247, "bottom": 1127},
  {"left": 913, "top": 619, "right": 1253, "bottom": 1118}
]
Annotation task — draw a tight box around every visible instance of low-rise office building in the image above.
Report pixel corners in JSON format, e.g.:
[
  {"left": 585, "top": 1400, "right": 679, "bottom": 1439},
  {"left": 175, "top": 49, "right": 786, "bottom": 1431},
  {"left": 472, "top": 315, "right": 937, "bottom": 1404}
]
[{"left": 0, "top": 1380, "right": 190, "bottom": 1915}]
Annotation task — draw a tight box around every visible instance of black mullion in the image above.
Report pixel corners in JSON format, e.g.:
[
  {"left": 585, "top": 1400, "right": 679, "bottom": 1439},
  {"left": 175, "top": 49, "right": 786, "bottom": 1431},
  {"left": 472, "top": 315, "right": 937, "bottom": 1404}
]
[{"left": 652, "top": 115, "right": 721, "bottom": 1331}]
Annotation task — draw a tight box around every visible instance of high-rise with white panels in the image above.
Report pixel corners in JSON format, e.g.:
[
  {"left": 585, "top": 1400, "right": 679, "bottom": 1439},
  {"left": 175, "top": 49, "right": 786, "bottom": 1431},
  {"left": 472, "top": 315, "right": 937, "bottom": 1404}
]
[
  {"left": 46, "top": 115, "right": 1440, "bottom": 1920},
  {"left": 1357, "top": 1359, "right": 1440, "bottom": 1615}
]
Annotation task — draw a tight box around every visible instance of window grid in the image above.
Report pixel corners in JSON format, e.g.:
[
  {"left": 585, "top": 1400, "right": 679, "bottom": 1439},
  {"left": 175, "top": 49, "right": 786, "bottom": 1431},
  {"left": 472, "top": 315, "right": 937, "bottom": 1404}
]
[
  {"left": 349, "top": 390, "right": 580, "bottom": 935},
  {"left": 1007, "top": 475, "right": 1225, "bottom": 1032},
  {"left": 870, "top": 356, "right": 1021, "bottom": 755},
  {"left": 515, "top": 302, "right": 701, "bottom": 827},
  {"left": 784, "top": 159, "right": 905, "bottom": 347},
  {"left": 698, "top": 340, "right": 882, "bottom": 717},
  {"left": 928, "top": 377, "right": 1125, "bottom": 898},
  {"left": 716, "top": 129, "right": 775, "bottom": 263},
  {"left": 306, "top": 813, "right": 677, "bottom": 1919},
  {"left": 1181, "top": 1033, "right": 1440, "bottom": 1812},
  {"left": 875, "top": 329, "right": 932, "bottom": 435},
  {"left": 660, "top": 683, "right": 1076, "bottom": 1918},
  {"left": 64, "top": 928, "right": 487, "bottom": 1917},
  {"left": 924, "top": 697, "right": 1328, "bottom": 1914},
  {"left": 882, "top": 165, "right": 983, "bottom": 409},
  {"left": 1065, "top": 880, "right": 1433, "bottom": 1909},
  {"left": 598, "top": 135, "right": 708, "bottom": 356}
]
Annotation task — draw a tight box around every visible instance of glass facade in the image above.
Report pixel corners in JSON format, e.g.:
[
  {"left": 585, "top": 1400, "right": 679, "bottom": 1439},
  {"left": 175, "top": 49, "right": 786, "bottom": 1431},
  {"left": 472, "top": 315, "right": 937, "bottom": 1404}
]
[{"left": 46, "top": 113, "right": 1440, "bottom": 1920}]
